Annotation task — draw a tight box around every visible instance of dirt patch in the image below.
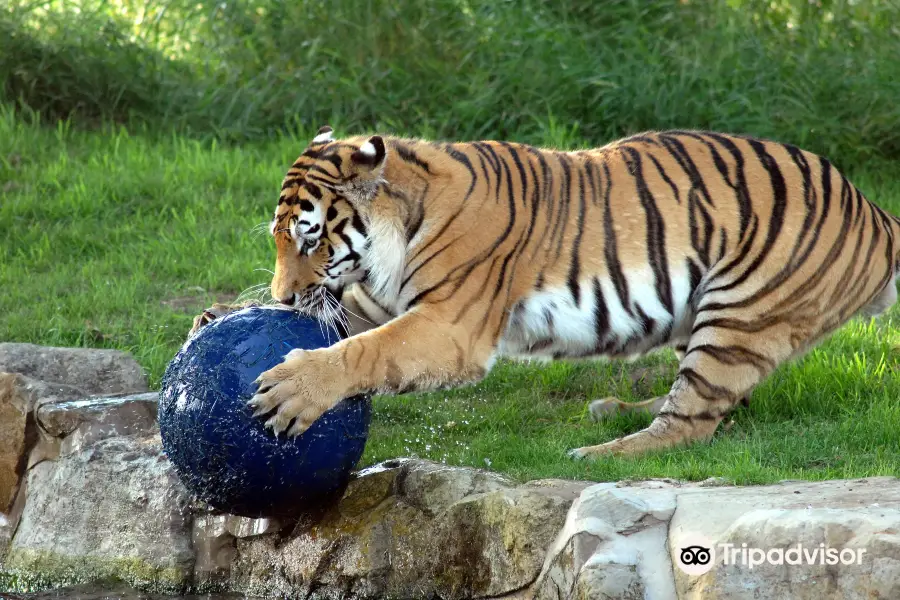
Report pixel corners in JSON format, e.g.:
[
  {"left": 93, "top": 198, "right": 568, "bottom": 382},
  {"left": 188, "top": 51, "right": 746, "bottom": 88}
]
[{"left": 160, "top": 289, "right": 240, "bottom": 314}]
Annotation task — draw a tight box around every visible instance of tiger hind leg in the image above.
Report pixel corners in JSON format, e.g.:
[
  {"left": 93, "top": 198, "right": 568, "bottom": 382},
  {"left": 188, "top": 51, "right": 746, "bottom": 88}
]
[{"left": 570, "top": 322, "right": 786, "bottom": 459}]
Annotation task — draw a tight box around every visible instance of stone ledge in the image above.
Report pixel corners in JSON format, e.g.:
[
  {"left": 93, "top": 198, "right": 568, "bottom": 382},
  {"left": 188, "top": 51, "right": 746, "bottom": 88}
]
[
  {"left": 533, "top": 476, "right": 900, "bottom": 600},
  {"left": 0, "top": 345, "right": 898, "bottom": 599}
]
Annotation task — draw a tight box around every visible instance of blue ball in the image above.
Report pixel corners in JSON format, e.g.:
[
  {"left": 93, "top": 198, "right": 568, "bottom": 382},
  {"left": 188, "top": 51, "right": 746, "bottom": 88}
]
[{"left": 158, "top": 306, "right": 371, "bottom": 518}]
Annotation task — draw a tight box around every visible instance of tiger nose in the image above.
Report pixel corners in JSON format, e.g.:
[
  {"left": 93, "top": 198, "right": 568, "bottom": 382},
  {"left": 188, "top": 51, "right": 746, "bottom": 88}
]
[{"left": 278, "top": 292, "right": 297, "bottom": 307}]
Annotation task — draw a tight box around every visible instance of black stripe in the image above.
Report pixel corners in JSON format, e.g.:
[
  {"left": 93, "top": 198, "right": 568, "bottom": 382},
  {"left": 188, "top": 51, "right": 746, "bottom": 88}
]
[
  {"left": 703, "top": 133, "right": 752, "bottom": 240},
  {"left": 685, "top": 344, "right": 775, "bottom": 375},
  {"left": 550, "top": 153, "right": 573, "bottom": 261},
  {"left": 321, "top": 153, "right": 343, "bottom": 172},
  {"left": 281, "top": 177, "right": 301, "bottom": 191},
  {"left": 404, "top": 145, "right": 477, "bottom": 291},
  {"left": 704, "top": 145, "right": 827, "bottom": 313},
  {"left": 717, "top": 228, "right": 728, "bottom": 262},
  {"left": 593, "top": 278, "right": 610, "bottom": 347},
  {"left": 351, "top": 212, "right": 367, "bottom": 237},
  {"left": 525, "top": 146, "right": 555, "bottom": 260},
  {"left": 687, "top": 258, "right": 703, "bottom": 304},
  {"left": 307, "top": 163, "right": 341, "bottom": 179},
  {"left": 658, "top": 133, "right": 716, "bottom": 265},
  {"left": 658, "top": 134, "right": 716, "bottom": 208},
  {"left": 602, "top": 162, "right": 633, "bottom": 316},
  {"left": 392, "top": 143, "right": 433, "bottom": 173},
  {"left": 490, "top": 146, "right": 547, "bottom": 340},
  {"left": 567, "top": 169, "right": 587, "bottom": 305},
  {"left": 648, "top": 154, "right": 680, "bottom": 203},
  {"left": 622, "top": 147, "right": 674, "bottom": 314},
  {"left": 659, "top": 410, "right": 724, "bottom": 422},
  {"left": 583, "top": 156, "right": 602, "bottom": 206},
  {"left": 760, "top": 168, "right": 851, "bottom": 314},
  {"left": 410, "top": 144, "right": 518, "bottom": 307},
  {"left": 708, "top": 140, "right": 787, "bottom": 293},
  {"left": 303, "top": 181, "right": 322, "bottom": 199},
  {"left": 689, "top": 188, "right": 715, "bottom": 267},
  {"left": 486, "top": 147, "right": 524, "bottom": 305},
  {"left": 406, "top": 204, "right": 424, "bottom": 243},
  {"left": 635, "top": 305, "right": 655, "bottom": 336},
  {"left": 679, "top": 367, "right": 738, "bottom": 402},
  {"left": 305, "top": 173, "right": 339, "bottom": 188}
]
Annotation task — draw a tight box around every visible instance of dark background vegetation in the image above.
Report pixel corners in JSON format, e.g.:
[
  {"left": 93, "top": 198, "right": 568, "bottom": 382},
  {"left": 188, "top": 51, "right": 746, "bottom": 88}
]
[{"left": 3, "top": 0, "right": 899, "bottom": 167}]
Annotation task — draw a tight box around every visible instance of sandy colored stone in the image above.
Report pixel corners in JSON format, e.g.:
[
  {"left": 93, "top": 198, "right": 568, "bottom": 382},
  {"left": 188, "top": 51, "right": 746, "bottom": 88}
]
[
  {"left": 532, "top": 483, "right": 678, "bottom": 600},
  {"left": 0, "top": 343, "right": 148, "bottom": 396},
  {"left": 671, "top": 477, "right": 900, "bottom": 600},
  {"left": 5, "top": 434, "right": 193, "bottom": 593},
  {"left": 0, "top": 374, "right": 87, "bottom": 513},
  {"left": 36, "top": 392, "right": 159, "bottom": 455},
  {"left": 192, "top": 514, "right": 236, "bottom": 591},
  {"left": 230, "top": 459, "right": 583, "bottom": 599}
]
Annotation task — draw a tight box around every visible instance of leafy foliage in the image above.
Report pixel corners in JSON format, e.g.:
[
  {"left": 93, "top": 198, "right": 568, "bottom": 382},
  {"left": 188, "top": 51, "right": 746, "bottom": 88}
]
[{"left": 2, "top": 1, "right": 899, "bottom": 167}]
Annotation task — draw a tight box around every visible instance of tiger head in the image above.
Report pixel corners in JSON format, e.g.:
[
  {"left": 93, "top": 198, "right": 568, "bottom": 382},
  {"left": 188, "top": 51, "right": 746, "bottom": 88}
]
[{"left": 268, "top": 126, "right": 387, "bottom": 315}]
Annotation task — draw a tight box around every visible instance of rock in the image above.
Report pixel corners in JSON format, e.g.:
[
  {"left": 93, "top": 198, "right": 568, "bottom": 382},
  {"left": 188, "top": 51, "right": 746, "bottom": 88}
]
[
  {"left": 532, "top": 482, "right": 678, "bottom": 600},
  {"left": 2, "top": 423, "right": 897, "bottom": 600},
  {"left": 192, "top": 514, "right": 235, "bottom": 591},
  {"left": 0, "top": 343, "right": 148, "bottom": 396},
  {"left": 36, "top": 393, "right": 159, "bottom": 456},
  {"left": 224, "top": 516, "right": 284, "bottom": 539},
  {"left": 4, "top": 434, "right": 194, "bottom": 593},
  {"left": 0, "top": 374, "right": 88, "bottom": 513},
  {"left": 230, "top": 459, "right": 585, "bottom": 600},
  {"left": 670, "top": 477, "right": 900, "bottom": 600},
  {"left": 398, "top": 459, "right": 515, "bottom": 514},
  {"left": 0, "top": 512, "right": 12, "bottom": 566}
]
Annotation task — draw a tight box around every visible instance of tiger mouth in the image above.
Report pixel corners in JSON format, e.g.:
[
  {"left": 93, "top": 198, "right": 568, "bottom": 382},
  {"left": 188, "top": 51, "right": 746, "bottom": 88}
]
[{"left": 295, "top": 288, "right": 349, "bottom": 336}]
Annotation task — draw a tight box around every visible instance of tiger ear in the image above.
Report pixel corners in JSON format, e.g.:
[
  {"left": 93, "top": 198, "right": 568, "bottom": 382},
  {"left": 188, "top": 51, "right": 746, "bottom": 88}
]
[
  {"left": 311, "top": 126, "right": 334, "bottom": 144},
  {"left": 350, "top": 136, "right": 386, "bottom": 171}
]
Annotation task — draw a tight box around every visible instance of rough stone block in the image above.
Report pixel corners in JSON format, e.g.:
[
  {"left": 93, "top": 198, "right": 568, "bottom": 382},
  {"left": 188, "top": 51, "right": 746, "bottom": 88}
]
[{"left": 0, "top": 343, "right": 148, "bottom": 396}]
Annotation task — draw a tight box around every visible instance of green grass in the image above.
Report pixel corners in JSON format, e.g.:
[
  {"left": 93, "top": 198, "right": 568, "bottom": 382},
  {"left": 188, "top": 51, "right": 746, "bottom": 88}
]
[
  {"left": 2, "top": 107, "right": 899, "bottom": 485},
  {"left": 3, "top": 1, "right": 900, "bottom": 169}
]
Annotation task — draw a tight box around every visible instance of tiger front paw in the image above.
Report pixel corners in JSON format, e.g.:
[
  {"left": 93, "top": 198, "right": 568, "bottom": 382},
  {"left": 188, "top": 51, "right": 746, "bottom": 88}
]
[{"left": 249, "top": 348, "right": 346, "bottom": 437}]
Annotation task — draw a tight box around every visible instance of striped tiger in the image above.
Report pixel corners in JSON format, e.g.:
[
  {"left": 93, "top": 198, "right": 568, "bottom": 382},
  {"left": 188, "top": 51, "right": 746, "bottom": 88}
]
[{"left": 196, "top": 125, "right": 900, "bottom": 458}]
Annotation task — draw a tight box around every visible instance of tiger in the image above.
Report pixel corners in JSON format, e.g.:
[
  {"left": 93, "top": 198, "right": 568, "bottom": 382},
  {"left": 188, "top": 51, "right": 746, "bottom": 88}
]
[{"left": 191, "top": 125, "right": 900, "bottom": 458}]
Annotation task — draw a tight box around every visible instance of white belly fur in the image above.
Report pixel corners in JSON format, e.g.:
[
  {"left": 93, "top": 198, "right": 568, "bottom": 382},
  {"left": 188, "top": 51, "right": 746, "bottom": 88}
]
[{"left": 499, "top": 266, "right": 694, "bottom": 360}]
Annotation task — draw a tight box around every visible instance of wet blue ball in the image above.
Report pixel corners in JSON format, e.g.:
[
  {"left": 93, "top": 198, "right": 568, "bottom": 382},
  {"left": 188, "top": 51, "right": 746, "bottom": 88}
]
[{"left": 158, "top": 306, "right": 371, "bottom": 518}]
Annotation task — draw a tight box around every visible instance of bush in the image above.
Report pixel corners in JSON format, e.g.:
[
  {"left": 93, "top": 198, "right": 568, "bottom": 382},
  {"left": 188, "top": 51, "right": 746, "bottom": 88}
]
[
  {"left": 2, "top": 0, "right": 899, "bottom": 167},
  {"left": 0, "top": 8, "right": 188, "bottom": 125}
]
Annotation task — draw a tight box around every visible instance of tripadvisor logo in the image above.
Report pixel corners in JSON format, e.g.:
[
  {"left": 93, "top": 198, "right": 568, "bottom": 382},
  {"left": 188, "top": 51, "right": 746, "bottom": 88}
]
[
  {"left": 676, "top": 534, "right": 716, "bottom": 576},
  {"left": 675, "top": 534, "right": 868, "bottom": 576}
]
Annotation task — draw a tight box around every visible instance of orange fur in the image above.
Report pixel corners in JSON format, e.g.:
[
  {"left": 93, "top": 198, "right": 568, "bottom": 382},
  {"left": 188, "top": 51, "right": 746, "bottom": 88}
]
[{"left": 214, "top": 129, "right": 900, "bottom": 456}]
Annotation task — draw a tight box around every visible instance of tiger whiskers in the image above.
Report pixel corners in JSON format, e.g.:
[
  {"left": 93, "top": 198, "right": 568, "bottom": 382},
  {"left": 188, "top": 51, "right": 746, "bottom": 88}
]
[
  {"left": 249, "top": 222, "right": 272, "bottom": 238},
  {"left": 337, "top": 301, "right": 376, "bottom": 328},
  {"left": 236, "top": 281, "right": 272, "bottom": 305},
  {"left": 322, "top": 289, "right": 352, "bottom": 337},
  {"left": 296, "top": 287, "right": 352, "bottom": 340}
]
